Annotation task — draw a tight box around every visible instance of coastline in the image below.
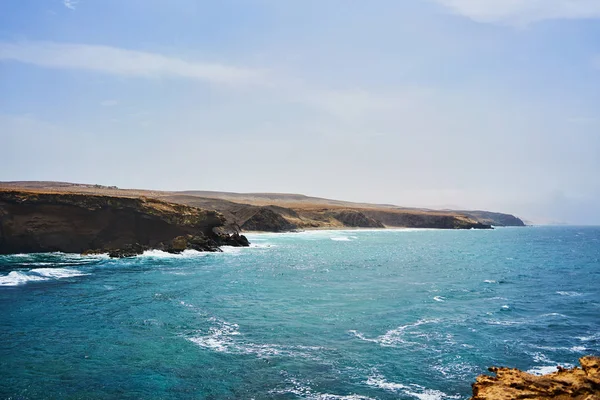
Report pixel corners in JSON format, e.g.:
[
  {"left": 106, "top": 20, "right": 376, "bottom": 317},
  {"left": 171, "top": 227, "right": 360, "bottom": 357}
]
[{"left": 242, "top": 225, "right": 503, "bottom": 235}]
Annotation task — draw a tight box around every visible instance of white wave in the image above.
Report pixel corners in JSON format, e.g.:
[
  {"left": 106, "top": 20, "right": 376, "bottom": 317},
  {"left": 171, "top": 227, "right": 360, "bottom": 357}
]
[
  {"left": 0, "top": 271, "right": 48, "bottom": 286},
  {"left": 539, "top": 312, "right": 567, "bottom": 318},
  {"left": 349, "top": 319, "right": 440, "bottom": 347},
  {"left": 1, "top": 252, "right": 109, "bottom": 263},
  {"left": 314, "top": 394, "right": 374, "bottom": 400},
  {"left": 531, "top": 352, "right": 554, "bottom": 364},
  {"left": 58, "top": 252, "right": 109, "bottom": 260},
  {"left": 484, "top": 319, "right": 525, "bottom": 326},
  {"left": 527, "top": 366, "right": 558, "bottom": 375},
  {"left": 139, "top": 249, "right": 209, "bottom": 258},
  {"left": 188, "top": 318, "right": 323, "bottom": 359},
  {"left": 531, "top": 344, "right": 586, "bottom": 354},
  {"left": 366, "top": 375, "right": 409, "bottom": 391},
  {"left": 577, "top": 334, "right": 600, "bottom": 342},
  {"left": 501, "top": 305, "right": 510, "bottom": 309},
  {"left": 21, "top": 262, "right": 55, "bottom": 266},
  {"left": 249, "top": 243, "right": 275, "bottom": 249},
  {"left": 348, "top": 330, "right": 379, "bottom": 343},
  {"left": 483, "top": 280, "right": 497, "bottom": 283},
  {"left": 270, "top": 377, "right": 374, "bottom": 400},
  {"left": 188, "top": 319, "right": 240, "bottom": 352},
  {"left": 432, "top": 362, "right": 477, "bottom": 379},
  {"left": 433, "top": 296, "right": 445, "bottom": 302},
  {"left": 73, "top": 253, "right": 110, "bottom": 260},
  {"left": 330, "top": 237, "right": 352, "bottom": 241},
  {"left": 366, "top": 374, "right": 459, "bottom": 399},
  {"left": 556, "top": 291, "right": 583, "bottom": 296},
  {"left": 0, "top": 267, "right": 88, "bottom": 286},
  {"left": 30, "top": 268, "right": 88, "bottom": 279}
]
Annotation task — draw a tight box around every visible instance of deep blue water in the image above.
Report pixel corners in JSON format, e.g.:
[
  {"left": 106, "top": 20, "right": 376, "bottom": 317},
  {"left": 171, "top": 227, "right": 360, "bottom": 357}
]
[{"left": 1, "top": 226, "right": 599, "bottom": 399}]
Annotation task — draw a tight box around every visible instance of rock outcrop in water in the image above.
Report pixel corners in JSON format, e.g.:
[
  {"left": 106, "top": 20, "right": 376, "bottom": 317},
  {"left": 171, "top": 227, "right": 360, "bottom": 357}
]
[
  {"left": 0, "top": 189, "right": 249, "bottom": 257},
  {"left": 471, "top": 356, "right": 600, "bottom": 399}
]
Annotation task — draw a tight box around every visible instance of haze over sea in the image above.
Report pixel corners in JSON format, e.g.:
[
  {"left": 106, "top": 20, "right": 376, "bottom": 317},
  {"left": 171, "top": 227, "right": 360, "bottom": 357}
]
[{"left": 1, "top": 226, "right": 599, "bottom": 399}]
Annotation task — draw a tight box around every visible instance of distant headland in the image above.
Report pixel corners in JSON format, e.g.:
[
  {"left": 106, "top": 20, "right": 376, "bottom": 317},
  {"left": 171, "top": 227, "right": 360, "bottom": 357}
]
[{"left": 0, "top": 181, "right": 525, "bottom": 256}]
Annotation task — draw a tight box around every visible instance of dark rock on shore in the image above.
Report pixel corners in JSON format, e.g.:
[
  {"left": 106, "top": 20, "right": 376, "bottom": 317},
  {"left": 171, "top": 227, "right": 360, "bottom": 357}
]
[
  {"left": 471, "top": 356, "right": 600, "bottom": 399},
  {"left": 0, "top": 189, "right": 249, "bottom": 257}
]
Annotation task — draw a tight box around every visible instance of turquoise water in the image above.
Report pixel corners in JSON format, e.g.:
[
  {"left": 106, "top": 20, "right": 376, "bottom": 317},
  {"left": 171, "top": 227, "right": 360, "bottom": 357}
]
[{"left": 1, "top": 227, "right": 599, "bottom": 399}]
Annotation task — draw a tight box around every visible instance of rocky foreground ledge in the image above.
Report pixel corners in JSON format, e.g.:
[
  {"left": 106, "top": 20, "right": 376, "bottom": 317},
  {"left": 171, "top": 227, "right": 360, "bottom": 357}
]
[
  {"left": 471, "top": 356, "right": 600, "bottom": 399},
  {"left": 0, "top": 189, "right": 249, "bottom": 257}
]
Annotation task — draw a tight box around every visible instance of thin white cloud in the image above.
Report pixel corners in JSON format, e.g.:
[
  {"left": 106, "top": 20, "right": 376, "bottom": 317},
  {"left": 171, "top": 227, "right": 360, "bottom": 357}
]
[
  {"left": 0, "top": 41, "right": 263, "bottom": 85},
  {"left": 0, "top": 40, "right": 417, "bottom": 120},
  {"left": 100, "top": 99, "right": 118, "bottom": 107},
  {"left": 63, "top": 0, "right": 79, "bottom": 10},
  {"left": 431, "top": 0, "right": 600, "bottom": 24}
]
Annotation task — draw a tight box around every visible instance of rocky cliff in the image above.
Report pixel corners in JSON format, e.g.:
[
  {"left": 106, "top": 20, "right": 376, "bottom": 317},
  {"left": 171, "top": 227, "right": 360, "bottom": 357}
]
[
  {"left": 459, "top": 210, "right": 526, "bottom": 227},
  {"left": 0, "top": 190, "right": 249, "bottom": 256},
  {"left": 361, "top": 209, "right": 492, "bottom": 229},
  {"left": 0, "top": 182, "right": 526, "bottom": 232},
  {"left": 471, "top": 356, "right": 600, "bottom": 399}
]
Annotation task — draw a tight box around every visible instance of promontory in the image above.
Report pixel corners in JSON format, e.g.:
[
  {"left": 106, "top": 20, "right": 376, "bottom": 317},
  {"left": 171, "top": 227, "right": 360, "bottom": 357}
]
[{"left": 0, "top": 189, "right": 249, "bottom": 257}]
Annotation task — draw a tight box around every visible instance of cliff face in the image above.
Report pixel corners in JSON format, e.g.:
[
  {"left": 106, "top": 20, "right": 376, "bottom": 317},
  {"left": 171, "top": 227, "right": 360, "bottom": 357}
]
[
  {"left": 471, "top": 356, "right": 600, "bottom": 399},
  {"left": 0, "top": 190, "right": 248, "bottom": 256},
  {"left": 459, "top": 211, "right": 525, "bottom": 227},
  {"left": 362, "top": 210, "right": 491, "bottom": 229},
  {"left": 241, "top": 208, "right": 298, "bottom": 232},
  {"left": 329, "top": 210, "right": 385, "bottom": 228},
  {"left": 0, "top": 182, "right": 524, "bottom": 232}
]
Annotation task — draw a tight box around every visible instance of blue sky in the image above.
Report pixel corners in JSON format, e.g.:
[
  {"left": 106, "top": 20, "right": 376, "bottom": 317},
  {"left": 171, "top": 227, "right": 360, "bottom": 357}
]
[{"left": 1, "top": 0, "right": 600, "bottom": 224}]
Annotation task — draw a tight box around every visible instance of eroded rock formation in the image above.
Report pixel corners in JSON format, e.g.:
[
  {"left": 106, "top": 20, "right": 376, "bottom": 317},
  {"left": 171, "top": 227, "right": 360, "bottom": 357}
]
[
  {"left": 471, "top": 356, "right": 600, "bottom": 399},
  {"left": 0, "top": 190, "right": 249, "bottom": 257}
]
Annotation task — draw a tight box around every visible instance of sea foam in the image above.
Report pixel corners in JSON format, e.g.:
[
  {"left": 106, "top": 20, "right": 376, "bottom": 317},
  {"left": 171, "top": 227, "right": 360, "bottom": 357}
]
[
  {"left": 556, "top": 291, "right": 583, "bottom": 296},
  {"left": 349, "top": 319, "right": 441, "bottom": 347},
  {"left": 331, "top": 236, "right": 352, "bottom": 241},
  {"left": 139, "top": 249, "right": 209, "bottom": 258},
  {"left": 527, "top": 366, "right": 558, "bottom": 376},
  {"left": 366, "top": 373, "right": 460, "bottom": 399},
  {"left": 187, "top": 317, "right": 323, "bottom": 360},
  {"left": 271, "top": 376, "right": 375, "bottom": 400},
  {"left": 0, "top": 268, "right": 88, "bottom": 286}
]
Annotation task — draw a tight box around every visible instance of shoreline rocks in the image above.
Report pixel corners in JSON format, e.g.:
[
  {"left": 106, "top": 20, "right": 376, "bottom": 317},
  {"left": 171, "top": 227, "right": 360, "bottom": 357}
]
[{"left": 471, "top": 356, "right": 600, "bottom": 399}]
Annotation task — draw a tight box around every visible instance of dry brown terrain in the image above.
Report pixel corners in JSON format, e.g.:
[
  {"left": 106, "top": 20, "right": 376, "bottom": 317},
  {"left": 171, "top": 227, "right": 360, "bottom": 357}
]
[{"left": 0, "top": 181, "right": 525, "bottom": 231}]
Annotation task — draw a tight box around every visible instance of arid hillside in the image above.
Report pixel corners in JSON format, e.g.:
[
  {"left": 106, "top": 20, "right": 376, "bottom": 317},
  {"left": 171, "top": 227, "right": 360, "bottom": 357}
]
[{"left": 0, "top": 182, "right": 525, "bottom": 232}]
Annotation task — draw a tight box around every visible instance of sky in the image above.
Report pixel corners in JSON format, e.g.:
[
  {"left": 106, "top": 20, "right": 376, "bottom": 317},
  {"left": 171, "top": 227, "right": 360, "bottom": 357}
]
[{"left": 1, "top": 0, "right": 600, "bottom": 224}]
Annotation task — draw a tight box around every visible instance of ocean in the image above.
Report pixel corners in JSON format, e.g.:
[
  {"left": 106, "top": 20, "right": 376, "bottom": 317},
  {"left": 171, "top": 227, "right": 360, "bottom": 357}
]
[{"left": 1, "top": 226, "right": 599, "bottom": 399}]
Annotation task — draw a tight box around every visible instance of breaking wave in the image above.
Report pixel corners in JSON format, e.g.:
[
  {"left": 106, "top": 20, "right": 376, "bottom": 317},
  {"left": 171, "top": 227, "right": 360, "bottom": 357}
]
[{"left": 0, "top": 268, "right": 88, "bottom": 286}]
